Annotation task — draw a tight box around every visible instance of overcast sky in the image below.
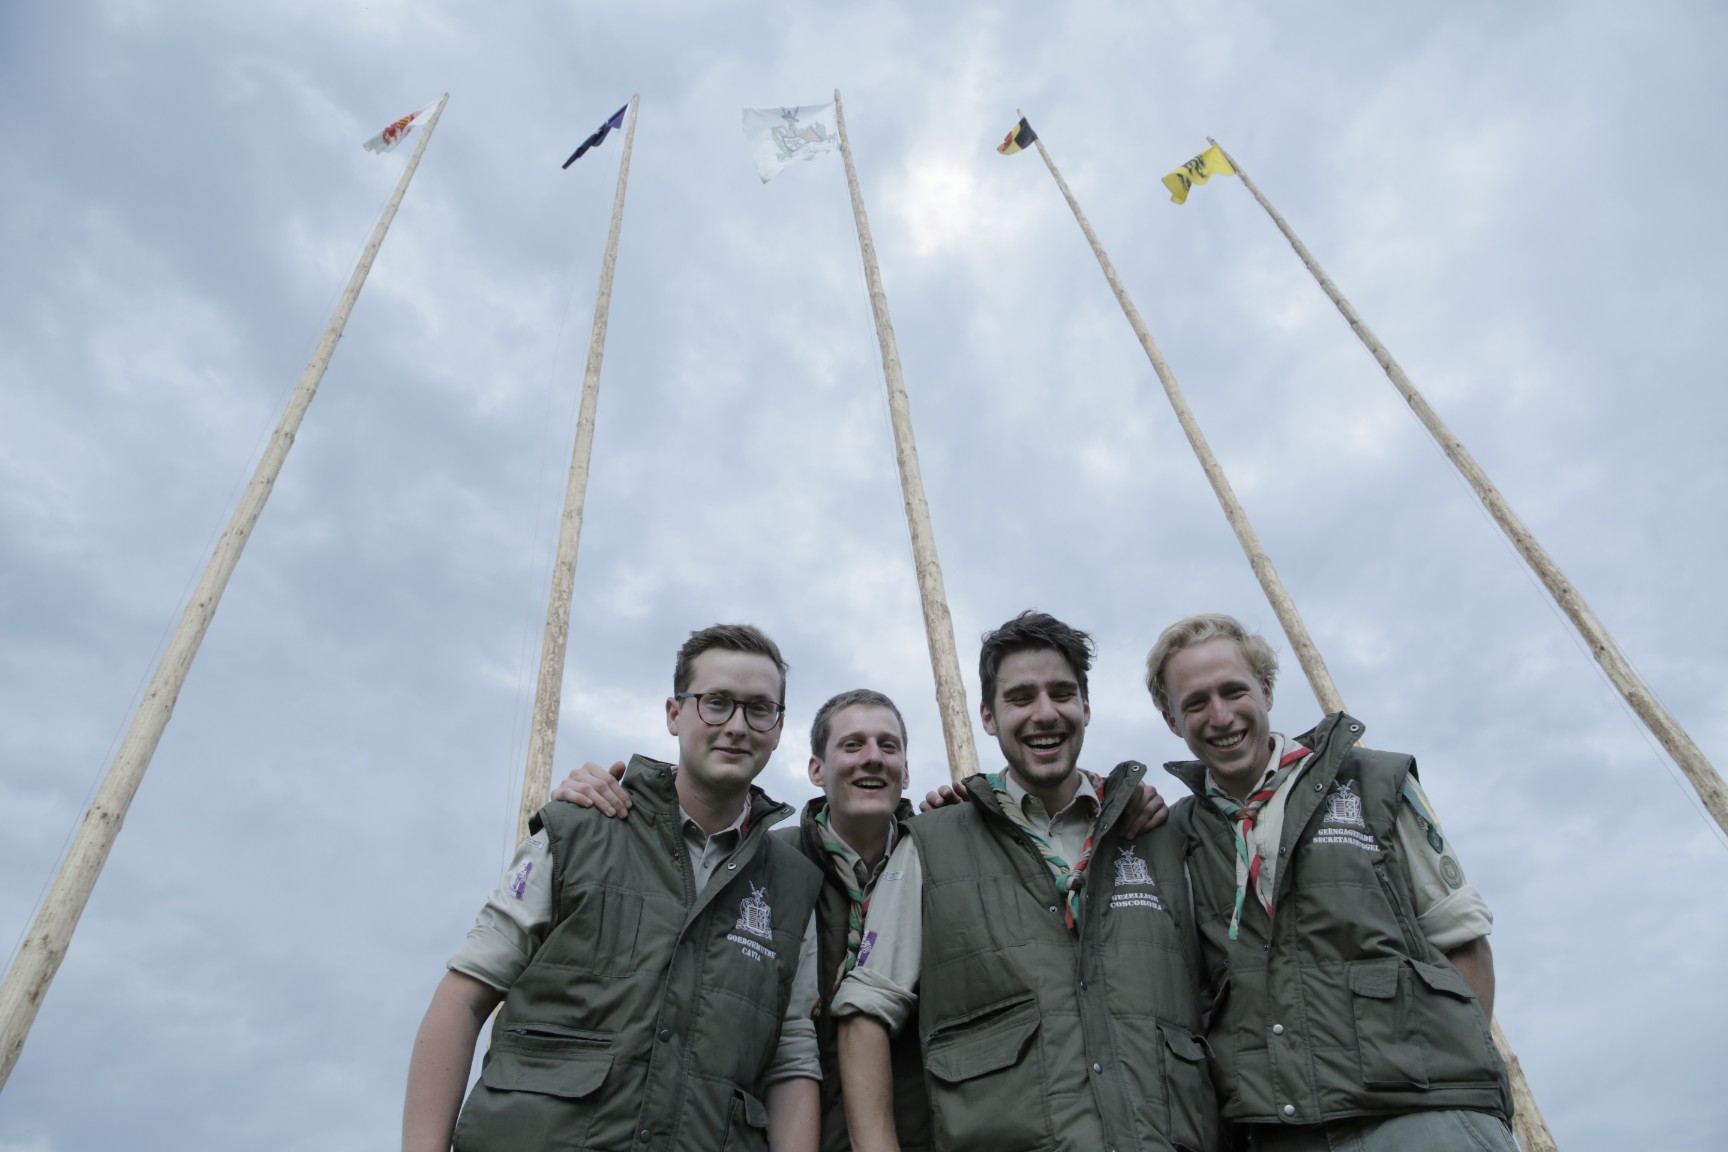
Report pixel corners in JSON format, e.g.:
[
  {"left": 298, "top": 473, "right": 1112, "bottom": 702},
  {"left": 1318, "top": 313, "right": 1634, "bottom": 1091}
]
[{"left": 3, "top": 2, "right": 1725, "bottom": 1149}]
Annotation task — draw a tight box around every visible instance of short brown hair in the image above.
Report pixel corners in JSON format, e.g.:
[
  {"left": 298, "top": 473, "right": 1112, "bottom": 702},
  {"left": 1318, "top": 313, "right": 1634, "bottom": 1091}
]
[
  {"left": 673, "top": 623, "right": 788, "bottom": 699},
  {"left": 1145, "top": 613, "right": 1278, "bottom": 714},
  {"left": 979, "top": 611, "right": 1095, "bottom": 707},
  {"left": 809, "top": 689, "right": 907, "bottom": 760}
]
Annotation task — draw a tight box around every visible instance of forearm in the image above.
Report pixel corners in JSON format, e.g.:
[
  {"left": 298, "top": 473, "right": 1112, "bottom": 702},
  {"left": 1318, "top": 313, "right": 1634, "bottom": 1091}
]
[
  {"left": 403, "top": 971, "right": 504, "bottom": 1152},
  {"left": 766, "top": 1075, "right": 820, "bottom": 1152},
  {"left": 1445, "top": 936, "right": 1495, "bottom": 1018},
  {"left": 837, "top": 1015, "right": 899, "bottom": 1152}
]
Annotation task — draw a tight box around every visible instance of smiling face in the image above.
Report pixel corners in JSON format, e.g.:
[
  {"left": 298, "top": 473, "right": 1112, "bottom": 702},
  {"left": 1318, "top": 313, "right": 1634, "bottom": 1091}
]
[
  {"left": 665, "top": 648, "right": 785, "bottom": 793},
  {"left": 1160, "top": 637, "right": 1275, "bottom": 797},
  {"left": 981, "top": 647, "right": 1091, "bottom": 798},
  {"left": 808, "top": 703, "right": 909, "bottom": 822}
]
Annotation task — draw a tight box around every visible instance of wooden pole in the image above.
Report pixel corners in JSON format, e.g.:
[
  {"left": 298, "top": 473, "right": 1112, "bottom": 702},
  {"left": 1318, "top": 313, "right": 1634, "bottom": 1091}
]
[
  {"left": 1027, "top": 118, "right": 1345, "bottom": 714},
  {"left": 0, "top": 94, "right": 449, "bottom": 1092},
  {"left": 1202, "top": 135, "right": 1569, "bottom": 1152},
  {"left": 515, "top": 95, "right": 640, "bottom": 841},
  {"left": 1209, "top": 135, "right": 1727, "bottom": 841},
  {"left": 833, "top": 89, "right": 978, "bottom": 783}
]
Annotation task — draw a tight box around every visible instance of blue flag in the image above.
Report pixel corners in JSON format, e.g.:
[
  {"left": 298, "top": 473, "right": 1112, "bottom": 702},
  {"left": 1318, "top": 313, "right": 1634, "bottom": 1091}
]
[{"left": 562, "top": 103, "right": 629, "bottom": 169}]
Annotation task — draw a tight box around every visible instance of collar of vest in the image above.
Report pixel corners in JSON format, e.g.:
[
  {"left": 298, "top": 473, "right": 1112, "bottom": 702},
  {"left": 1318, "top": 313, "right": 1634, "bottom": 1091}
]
[
  {"left": 958, "top": 760, "right": 1147, "bottom": 837},
  {"left": 619, "top": 753, "right": 796, "bottom": 834},
  {"left": 1162, "top": 711, "right": 1367, "bottom": 800}
]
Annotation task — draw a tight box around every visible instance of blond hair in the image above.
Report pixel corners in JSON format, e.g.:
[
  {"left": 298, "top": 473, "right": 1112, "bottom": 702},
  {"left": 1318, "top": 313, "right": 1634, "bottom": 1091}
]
[{"left": 1145, "top": 613, "right": 1278, "bottom": 714}]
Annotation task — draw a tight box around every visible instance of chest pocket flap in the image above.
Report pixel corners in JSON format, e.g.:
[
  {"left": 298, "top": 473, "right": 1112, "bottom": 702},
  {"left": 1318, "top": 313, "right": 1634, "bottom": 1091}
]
[
  {"left": 924, "top": 995, "right": 1041, "bottom": 1084},
  {"left": 481, "top": 1048, "right": 614, "bottom": 1099}
]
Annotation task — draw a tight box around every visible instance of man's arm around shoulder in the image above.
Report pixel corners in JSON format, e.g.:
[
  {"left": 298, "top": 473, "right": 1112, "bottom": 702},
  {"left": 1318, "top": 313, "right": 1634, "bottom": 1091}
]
[{"left": 403, "top": 969, "right": 505, "bottom": 1152}]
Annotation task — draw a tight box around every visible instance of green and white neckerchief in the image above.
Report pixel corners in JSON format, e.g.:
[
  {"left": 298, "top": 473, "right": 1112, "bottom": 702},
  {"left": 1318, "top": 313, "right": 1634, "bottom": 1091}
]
[
  {"left": 1206, "top": 743, "right": 1310, "bottom": 940},
  {"left": 986, "top": 770, "right": 1104, "bottom": 932},
  {"left": 813, "top": 806, "right": 874, "bottom": 993}
]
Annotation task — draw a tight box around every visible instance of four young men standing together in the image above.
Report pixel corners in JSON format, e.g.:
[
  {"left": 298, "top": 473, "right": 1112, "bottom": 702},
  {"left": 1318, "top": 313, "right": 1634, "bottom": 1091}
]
[{"left": 405, "top": 611, "right": 1516, "bottom": 1152}]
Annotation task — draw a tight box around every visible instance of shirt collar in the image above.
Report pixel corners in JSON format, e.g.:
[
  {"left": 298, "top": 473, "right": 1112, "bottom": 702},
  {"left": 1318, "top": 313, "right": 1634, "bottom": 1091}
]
[
  {"left": 822, "top": 814, "right": 900, "bottom": 880},
  {"left": 679, "top": 800, "right": 750, "bottom": 848},
  {"left": 1002, "top": 767, "right": 1101, "bottom": 823}
]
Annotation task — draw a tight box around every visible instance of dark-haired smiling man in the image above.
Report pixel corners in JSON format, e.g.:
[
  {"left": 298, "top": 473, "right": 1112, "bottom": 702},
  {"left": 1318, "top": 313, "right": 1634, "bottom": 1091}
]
[{"left": 833, "top": 612, "right": 1218, "bottom": 1152}]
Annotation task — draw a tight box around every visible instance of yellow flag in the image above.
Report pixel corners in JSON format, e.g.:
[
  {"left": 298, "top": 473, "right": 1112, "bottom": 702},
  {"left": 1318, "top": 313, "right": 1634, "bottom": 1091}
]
[{"left": 1162, "top": 144, "right": 1235, "bottom": 205}]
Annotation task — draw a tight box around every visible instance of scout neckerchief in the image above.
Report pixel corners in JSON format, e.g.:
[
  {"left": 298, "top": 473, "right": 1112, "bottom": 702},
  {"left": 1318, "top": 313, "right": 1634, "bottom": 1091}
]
[
  {"left": 813, "top": 806, "right": 872, "bottom": 993},
  {"left": 986, "top": 769, "right": 1105, "bottom": 932},
  {"left": 1207, "top": 743, "right": 1310, "bottom": 940}
]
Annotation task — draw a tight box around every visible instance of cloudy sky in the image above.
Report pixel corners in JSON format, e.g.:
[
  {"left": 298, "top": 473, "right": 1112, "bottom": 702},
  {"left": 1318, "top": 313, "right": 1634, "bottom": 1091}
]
[{"left": 3, "top": 1, "right": 1725, "bottom": 1148}]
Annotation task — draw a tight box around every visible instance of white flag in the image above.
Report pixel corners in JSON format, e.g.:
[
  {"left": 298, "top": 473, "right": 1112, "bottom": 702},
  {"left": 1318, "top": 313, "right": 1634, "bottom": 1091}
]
[
  {"left": 741, "top": 104, "right": 840, "bottom": 183},
  {"left": 363, "top": 99, "right": 440, "bottom": 154}
]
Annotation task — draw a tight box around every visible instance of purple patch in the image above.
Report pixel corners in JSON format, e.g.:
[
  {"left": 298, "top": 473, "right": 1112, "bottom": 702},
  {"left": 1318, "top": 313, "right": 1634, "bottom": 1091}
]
[
  {"left": 510, "top": 860, "right": 533, "bottom": 900},
  {"left": 856, "top": 930, "right": 878, "bottom": 968}
]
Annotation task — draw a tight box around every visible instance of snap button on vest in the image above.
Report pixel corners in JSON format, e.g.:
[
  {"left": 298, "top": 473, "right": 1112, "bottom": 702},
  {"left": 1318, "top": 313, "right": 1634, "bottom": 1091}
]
[
  {"left": 657, "top": 1028, "right": 671, "bottom": 1041},
  {"left": 1271, "top": 1024, "right": 1284, "bottom": 1035},
  {"left": 1091, "top": 1063, "right": 1103, "bottom": 1074},
  {"left": 1282, "top": 1104, "right": 1295, "bottom": 1116}
]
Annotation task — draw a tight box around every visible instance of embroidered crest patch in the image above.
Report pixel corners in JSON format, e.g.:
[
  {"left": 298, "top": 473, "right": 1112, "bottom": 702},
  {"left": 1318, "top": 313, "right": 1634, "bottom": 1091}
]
[
  {"left": 1313, "top": 781, "right": 1381, "bottom": 854},
  {"left": 726, "top": 882, "right": 780, "bottom": 963},
  {"left": 1325, "top": 780, "right": 1366, "bottom": 828},
  {"left": 1108, "top": 846, "right": 1166, "bottom": 912},
  {"left": 1113, "top": 846, "right": 1153, "bottom": 887}
]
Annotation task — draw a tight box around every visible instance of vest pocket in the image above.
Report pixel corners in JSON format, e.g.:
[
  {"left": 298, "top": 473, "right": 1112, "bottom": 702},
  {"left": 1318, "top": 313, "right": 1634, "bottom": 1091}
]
[
  {"left": 1157, "top": 1024, "right": 1220, "bottom": 1152},
  {"left": 1348, "top": 958, "right": 1495, "bottom": 1090},
  {"left": 720, "top": 1087, "right": 770, "bottom": 1152},
  {"left": 923, "top": 995, "right": 1049, "bottom": 1151},
  {"left": 453, "top": 1032, "right": 614, "bottom": 1150}
]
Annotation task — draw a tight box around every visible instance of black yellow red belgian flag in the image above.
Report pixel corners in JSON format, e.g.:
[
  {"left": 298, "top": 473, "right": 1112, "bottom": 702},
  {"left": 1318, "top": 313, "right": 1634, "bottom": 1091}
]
[{"left": 997, "top": 117, "right": 1036, "bottom": 155}]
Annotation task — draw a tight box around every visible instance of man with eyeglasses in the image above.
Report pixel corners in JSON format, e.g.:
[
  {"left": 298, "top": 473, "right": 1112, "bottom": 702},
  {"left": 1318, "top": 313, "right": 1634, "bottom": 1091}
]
[
  {"left": 402, "top": 624, "right": 825, "bottom": 1152},
  {"left": 554, "top": 688, "right": 937, "bottom": 1152}
]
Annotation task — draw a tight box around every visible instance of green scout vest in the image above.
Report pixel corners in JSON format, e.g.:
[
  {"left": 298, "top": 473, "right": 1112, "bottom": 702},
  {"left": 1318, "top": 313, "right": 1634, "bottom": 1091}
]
[
  {"left": 777, "top": 798, "right": 934, "bottom": 1152},
  {"left": 1166, "top": 714, "right": 1511, "bottom": 1127},
  {"left": 906, "top": 762, "right": 1220, "bottom": 1152},
  {"left": 453, "top": 756, "right": 823, "bottom": 1152}
]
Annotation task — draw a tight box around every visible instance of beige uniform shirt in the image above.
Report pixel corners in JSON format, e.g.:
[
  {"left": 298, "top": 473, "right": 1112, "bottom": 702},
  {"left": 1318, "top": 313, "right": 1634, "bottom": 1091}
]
[
  {"left": 829, "top": 771, "right": 1102, "bottom": 1035},
  {"left": 450, "top": 804, "right": 821, "bottom": 1083}
]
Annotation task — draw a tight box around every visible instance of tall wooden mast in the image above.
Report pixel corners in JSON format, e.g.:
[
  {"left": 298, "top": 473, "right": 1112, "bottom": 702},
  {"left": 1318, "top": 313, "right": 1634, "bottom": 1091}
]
[
  {"left": 514, "top": 95, "right": 640, "bottom": 841},
  {"left": 0, "top": 94, "right": 450, "bottom": 1091},
  {"left": 1210, "top": 135, "right": 1725, "bottom": 847},
  {"left": 834, "top": 89, "right": 978, "bottom": 783}
]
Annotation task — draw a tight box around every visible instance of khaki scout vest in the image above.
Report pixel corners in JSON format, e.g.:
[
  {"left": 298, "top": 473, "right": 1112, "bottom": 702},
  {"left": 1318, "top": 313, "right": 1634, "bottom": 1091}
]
[
  {"left": 453, "top": 756, "right": 822, "bottom": 1152},
  {"left": 779, "top": 798, "right": 933, "bottom": 1152},
  {"left": 906, "top": 762, "right": 1220, "bottom": 1152},
  {"left": 1167, "top": 714, "right": 1511, "bottom": 1127}
]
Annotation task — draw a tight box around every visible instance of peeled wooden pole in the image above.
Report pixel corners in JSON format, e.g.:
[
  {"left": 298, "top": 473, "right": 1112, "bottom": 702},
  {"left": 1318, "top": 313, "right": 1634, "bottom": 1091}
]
[
  {"left": 1211, "top": 135, "right": 1727, "bottom": 843},
  {"left": 1027, "top": 121, "right": 1343, "bottom": 714},
  {"left": 834, "top": 89, "right": 978, "bottom": 783},
  {"left": 1031, "top": 120, "right": 1555, "bottom": 1151},
  {"left": 515, "top": 95, "right": 640, "bottom": 841},
  {"left": 0, "top": 94, "right": 449, "bottom": 1092}
]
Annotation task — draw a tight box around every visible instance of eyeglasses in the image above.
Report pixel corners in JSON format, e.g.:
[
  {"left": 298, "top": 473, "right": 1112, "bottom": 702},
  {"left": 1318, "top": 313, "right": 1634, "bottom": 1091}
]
[{"left": 674, "top": 692, "right": 786, "bottom": 732}]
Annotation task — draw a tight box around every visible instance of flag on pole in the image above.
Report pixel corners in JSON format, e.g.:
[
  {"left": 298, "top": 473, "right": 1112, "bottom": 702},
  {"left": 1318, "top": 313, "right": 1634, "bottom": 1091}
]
[
  {"left": 562, "top": 103, "right": 629, "bottom": 169},
  {"left": 997, "top": 117, "right": 1037, "bottom": 155},
  {"left": 362, "top": 100, "right": 440, "bottom": 154},
  {"left": 1162, "top": 144, "right": 1236, "bottom": 204},
  {"left": 741, "top": 104, "right": 839, "bottom": 182}
]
